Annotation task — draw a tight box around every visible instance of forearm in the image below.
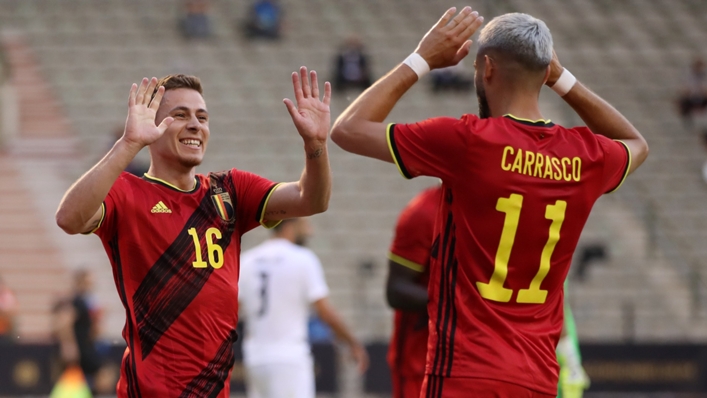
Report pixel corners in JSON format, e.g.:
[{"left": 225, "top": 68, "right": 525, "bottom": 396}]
[
  {"left": 386, "top": 280, "right": 428, "bottom": 311},
  {"left": 56, "top": 139, "right": 142, "bottom": 234},
  {"left": 317, "top": 302, "right": 361, "bottom": 348},
  {"left": 331, "top": 65, "right": 417, "bottom": 152},
  {"left": 297, "top": 140, "right": 331, "bottom": 214}
]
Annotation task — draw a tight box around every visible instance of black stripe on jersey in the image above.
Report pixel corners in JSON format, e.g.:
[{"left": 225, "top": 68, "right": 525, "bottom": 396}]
[
  {"left": 388, "top": 124, "right": 414, "bottom": 179},
  {"left": 431, "top": 212, "right": 453, "bottom": 375},
  {"left": 444, "top": 237, "right": 459, "bottom": 377},
  {"left": 179, "top": 330, "right": 237, "bottom": 398},
  {"left": 133, "top": 193, "right": 235, "bottom": 359},
  {"left": 110, "top": 234, "right": 142, "bottom": 398},
  {"left": 425, "top": 374, "right": 444, "bottom": 398},
  {"left": 255, "top": 183, "right": 279, "bottom": 224}
]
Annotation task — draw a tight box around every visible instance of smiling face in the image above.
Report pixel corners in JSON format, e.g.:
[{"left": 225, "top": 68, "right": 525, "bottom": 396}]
[{"left": 151, "top": 88, "right": 210, "bottom": 171}]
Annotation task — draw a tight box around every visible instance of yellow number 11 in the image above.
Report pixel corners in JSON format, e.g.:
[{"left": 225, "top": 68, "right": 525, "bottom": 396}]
[{"left": 476, "top": 194, "right": 566, "bottom": 304}]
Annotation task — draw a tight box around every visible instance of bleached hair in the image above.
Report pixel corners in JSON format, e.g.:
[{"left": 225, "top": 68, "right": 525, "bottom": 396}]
[{"left": 477, "top": 13, "right": 553, "bottom": 71}]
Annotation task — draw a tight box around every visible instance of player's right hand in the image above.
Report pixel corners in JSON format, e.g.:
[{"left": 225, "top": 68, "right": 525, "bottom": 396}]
[
  {"left": 414, "top": 6, "right": 484, "bottom": 70},
  {"left": 350, "top": 343, "right": 370, "bottom": 374},
  {"left": 546, "top": 50, "right": 565, "bottom": 87},
  {"left": 122, "top": 77, "right": 174, "bottom": 149}
]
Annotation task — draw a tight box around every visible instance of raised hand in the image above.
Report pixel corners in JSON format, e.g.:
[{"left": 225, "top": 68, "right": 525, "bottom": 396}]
[
  {"left": 122, "top": 77, "right": 174, "bottom": 149},
  {"left": 545, "top": 50, "right": 564, "bottom": 87},
  {"left": 283, "top": 67, "right": 332, "bottom": 146},
  {"left": 415, "top": 6, "right": 484, "bottom": 70}
]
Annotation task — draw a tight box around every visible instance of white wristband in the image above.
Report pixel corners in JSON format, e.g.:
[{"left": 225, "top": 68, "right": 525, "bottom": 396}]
[
  {"left": 403, "top": 53, "right": 430, "bottom": 78},
  {"left": 551, "top": 68, "right": 576, "bottom": 96}
]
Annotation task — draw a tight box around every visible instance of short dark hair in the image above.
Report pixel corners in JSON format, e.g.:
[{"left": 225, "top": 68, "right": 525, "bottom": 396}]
[{"left": 151, "top": 74, "right": 203, "bottom": 101}]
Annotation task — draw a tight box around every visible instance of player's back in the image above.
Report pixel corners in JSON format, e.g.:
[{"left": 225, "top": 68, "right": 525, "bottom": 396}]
[
  {"left": 239, "top": 239, "right": 326, "bottom": 366},
  {"left": 389, "top": 114, "right": 630, "bottom": 395}
]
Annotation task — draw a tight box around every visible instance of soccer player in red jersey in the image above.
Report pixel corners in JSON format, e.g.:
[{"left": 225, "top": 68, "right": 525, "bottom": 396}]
[
  {"left": 55, "top": 68, "right": 332, "bottom": 397},
  {"left": 387, "top": 186, "right": 442, "bottom": 398},
  {"left": 332, "top": 7, "right": 648, "bottom": 398}
]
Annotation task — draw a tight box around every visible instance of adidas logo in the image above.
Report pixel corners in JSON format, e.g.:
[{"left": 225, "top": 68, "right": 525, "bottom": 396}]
[{"left": 151, "top": 201, "right": 172, "bottom": 214}]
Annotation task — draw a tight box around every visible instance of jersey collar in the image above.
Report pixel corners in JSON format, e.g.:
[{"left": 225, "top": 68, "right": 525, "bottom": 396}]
[
  {"left": 142, "top": 173, "right": 200, "bottom": 193},
  {"left": 503, "top": 114, "right": 555, "bottom": 127}
]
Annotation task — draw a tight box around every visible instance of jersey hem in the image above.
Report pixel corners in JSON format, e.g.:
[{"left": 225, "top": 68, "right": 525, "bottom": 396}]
[
  {"left": 85, "top": 203, "right": 106, "bottom": 235},
  {"left": 605, "top": 140, "right": 632, "bottom": 193},
  {"left": 425, "top": 374, "right": 557, "bottom": 396},
  {"left": 388, "top": 252, "right": 425, "bottom": 272},
  {"left": 257, "top": 183, "right": 283, "bottom": 229},
  {"left": 386, "top": 123, "right": 413, "bottom": 179}
]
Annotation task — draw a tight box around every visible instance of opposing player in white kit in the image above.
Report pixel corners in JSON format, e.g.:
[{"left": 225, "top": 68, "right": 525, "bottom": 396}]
[{"left": 239, "top": 218, "right": 369, "bottom": 398}]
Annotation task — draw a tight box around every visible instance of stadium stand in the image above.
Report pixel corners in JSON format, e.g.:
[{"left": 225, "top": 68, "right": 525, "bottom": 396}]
[{"left": 0, "top": 0, "right": 706, "bottom": 395}]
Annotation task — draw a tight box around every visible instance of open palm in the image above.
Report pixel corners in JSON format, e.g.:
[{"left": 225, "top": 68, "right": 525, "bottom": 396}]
[
  {"left": 123, "top": 77, "right": 173, "bottom": 148},
  {"left": 283, "top": 67, "right": 331, "bottom": 144}
]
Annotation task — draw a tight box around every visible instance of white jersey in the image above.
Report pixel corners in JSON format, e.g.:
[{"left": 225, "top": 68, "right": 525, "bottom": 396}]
[{"left": 239, "top": 238, "right": 329, "bottom": 367}]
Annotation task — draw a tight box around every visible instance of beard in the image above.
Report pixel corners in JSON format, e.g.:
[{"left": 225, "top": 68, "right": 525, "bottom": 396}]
[{"left": 476, "top": 84, "right": 491, "bottom": 119}]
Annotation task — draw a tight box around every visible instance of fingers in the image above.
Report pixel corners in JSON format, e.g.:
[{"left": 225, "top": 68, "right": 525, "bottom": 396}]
[
  {"left": 299, "top": 66, "right": 311, "bottom": 98},
  {"left": 457, "top": 11, "right": 484, "bottom": 39},
  {"left": 135, "top": 77, "right": 149, "bottom": 105},
  {"left": 149, "top": 86, "right": 166, "bottom": 111},
  {"left": 447, "top": 6, "right": 473, "bottom": 32},
  {"left": 310, "top": 70, "right": 319, "bottom": 99},
  {"left": 156, "top": 116, "right": 174, "bottom": 135},
  {"left": 283, "top": 98, "right": 299, "bottom": 120},
  {"left": 291, "top": 71, "right": 303, "bottom": 102},
  {"left": 452, "top": 40, "right": 473, "bottom": 65},
  {"left": 434, "top": 7, "right": 457, "bottom": 29},
  {"left": 128, "top": 83, "right": 137, "bottom": 107},
  {"left": 144, "top": 77, "right": 158, "bottom": 105},
  {"left": 322, "top": 81, "right": 331, "bottom": 106}
]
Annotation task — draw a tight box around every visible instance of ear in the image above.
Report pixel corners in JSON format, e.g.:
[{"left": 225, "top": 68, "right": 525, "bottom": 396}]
[
  {"left": 483, "top": 55, "right": 494, "bottom": 83},
  {"left": 542, "top": 64, "right": 551, "bottom": 85}
]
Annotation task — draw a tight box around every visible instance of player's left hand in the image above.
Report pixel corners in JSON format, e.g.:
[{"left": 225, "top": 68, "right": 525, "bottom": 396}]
[
  {"left": 415, "top": 6, "right": 485, "bottom": 70},
  {"left": 350, "top": 343, "right": 370, "bottom": 374},
  {"left": 283, "top": 67, "right": 331, "bottom": 146}
]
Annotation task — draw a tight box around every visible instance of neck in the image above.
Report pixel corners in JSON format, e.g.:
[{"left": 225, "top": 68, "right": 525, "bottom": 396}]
[
  {"left": 146, "top": 162, "right": 197, "bottom": 191},
  {"left": 488, "top": 87, "right": 544, "bottom": 121}
]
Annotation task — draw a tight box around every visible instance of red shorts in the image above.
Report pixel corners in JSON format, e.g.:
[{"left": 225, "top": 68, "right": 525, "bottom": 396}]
[
  {"left": 420, "top": 375, "right": 556, "bottom": 398},
  {"left": 391, "top": 371, "right": 425, "bottom": 398}
]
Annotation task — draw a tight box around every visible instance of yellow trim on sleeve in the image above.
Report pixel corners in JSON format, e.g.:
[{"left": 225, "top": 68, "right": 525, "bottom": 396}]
[
  {"left": 386, "top": 123, "right": 410, "bottom": 179},
  {"left": 388, "top": 252, "right": 425, "bottom": 273},
  {"left": 606, "top": 140, "right": 632, "bottom": 194},
  {"left": 83, "top": 203, "right": 106, "bottom": 235},
  {"left": 143, "top": 173, "right": 197, "bottom": 192},
  {"left": 259, "top": 183, "right": 283, "bottom": 229}
]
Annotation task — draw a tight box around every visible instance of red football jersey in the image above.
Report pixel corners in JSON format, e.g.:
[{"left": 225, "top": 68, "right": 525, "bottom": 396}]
[
  {"left": 387, "top": 114, "right": 630, "bottom": 395},
  {"left": 387, "top": 186, "right": 442, "bottom": 380},
  {"left": 94, "top": 170, "right": 278, "bottom": 398}
]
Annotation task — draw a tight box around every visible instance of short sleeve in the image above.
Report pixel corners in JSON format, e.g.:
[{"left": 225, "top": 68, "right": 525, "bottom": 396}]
[
  {"left": 387, "top": 115, "right": 472, "bottom": 181},
  {"left": 230, "top": 169, "right": 280, "bottom": 233},
  {"left": 92, "top": 174, "right": 129, "bottom": 241},
  {"left": 304, "top": 252, "right": 329, "bottom": 303},
  {"left": 387, "top": 188, "right": 440, "bottom": 272},
  {"left": 598, "top": 137, "right": 631, "bottom": 193}
]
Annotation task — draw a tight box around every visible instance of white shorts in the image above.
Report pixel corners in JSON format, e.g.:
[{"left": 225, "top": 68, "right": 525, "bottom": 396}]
[{"left": 245, "top": 356, "right": 315, "bottom": 398}]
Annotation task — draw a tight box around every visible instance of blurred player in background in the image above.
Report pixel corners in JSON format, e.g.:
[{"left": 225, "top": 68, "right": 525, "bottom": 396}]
[
  {"left": 53, "top": 269, "right": 103, "bottom": 392},
  {"left": 239, "top": 218, "right": 368, "bottom": 398},
  {"left": 55, "top": 67, "right": 332, "bottom": 397},
  {"left": 332, "top": 7, "right": 648, "bottom": 397},
  {"left": 386, "top": 186, "right": 442, "bottom": 398},
  {"left": 557, "top": 284, "right": 590, "bottom": 398}
]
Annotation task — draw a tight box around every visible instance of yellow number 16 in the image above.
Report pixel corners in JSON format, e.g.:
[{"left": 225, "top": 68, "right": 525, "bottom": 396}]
[
  {"left": 188, "top": 227, "right": 224, "bottom": 269},
  {"left": 476, "top": 194, "right": 566, "bottom": 304}
]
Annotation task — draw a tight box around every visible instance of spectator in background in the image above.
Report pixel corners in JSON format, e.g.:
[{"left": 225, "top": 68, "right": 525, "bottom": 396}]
[
  {"left": 0, "top": 275, "right": 17, "bottom": 343},
  {"left": 430, "top": 61, "right": 473, "bottom": 93},
  {"left": 180, "top": 0, "right": 213, "bottom": 40},
  {"left": 53, "top": 270, "right": 103, "bottom": 393},
  {"left": 677, "top": 57, "right": 707, "bottom": 128},
  {"left": 332, "top": 35, "right": 373, "bottom": 92},
  {"left": 243, "top": 0, "right": 283, "bottom": 40}
]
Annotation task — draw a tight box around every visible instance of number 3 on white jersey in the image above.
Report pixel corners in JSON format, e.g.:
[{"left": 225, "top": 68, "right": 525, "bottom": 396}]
[{"left": 476, "top": 194, "right": 567, "bottom": 304}]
